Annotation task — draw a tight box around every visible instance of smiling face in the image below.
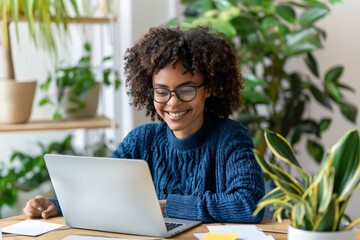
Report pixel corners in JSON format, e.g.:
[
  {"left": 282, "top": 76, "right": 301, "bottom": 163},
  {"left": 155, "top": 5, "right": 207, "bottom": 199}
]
[{"left": 152, "top": 62, "right": 211, "bottom": 139}]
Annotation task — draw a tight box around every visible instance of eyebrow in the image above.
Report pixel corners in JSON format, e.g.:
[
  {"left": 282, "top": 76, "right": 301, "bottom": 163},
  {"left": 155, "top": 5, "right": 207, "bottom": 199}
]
[{"left": 153, "top": 80, "right": 197, "bottom": 89}]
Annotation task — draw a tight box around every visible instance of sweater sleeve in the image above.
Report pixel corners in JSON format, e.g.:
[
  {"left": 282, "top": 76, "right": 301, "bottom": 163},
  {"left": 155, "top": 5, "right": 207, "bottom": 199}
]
[{"left": 165, "top": 124, "right": 265, "bottom": 223}]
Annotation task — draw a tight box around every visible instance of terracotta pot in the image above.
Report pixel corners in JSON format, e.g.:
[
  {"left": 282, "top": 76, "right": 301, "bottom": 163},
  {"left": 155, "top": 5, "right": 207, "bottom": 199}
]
[
  {"left": 60, "top": 83, "right": 100, "bottom": 119},
  {"left": 0, "top": 80, "right": 37, "bottom": 124},
  {"left": 288, "top": 225, "right": 355, "bottom": 240}
]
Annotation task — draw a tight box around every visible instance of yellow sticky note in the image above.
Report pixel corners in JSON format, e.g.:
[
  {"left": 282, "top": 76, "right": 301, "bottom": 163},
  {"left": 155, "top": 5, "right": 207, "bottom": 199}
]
[{"left": 202, "top": 232, "right": 239, "bottom": 240}]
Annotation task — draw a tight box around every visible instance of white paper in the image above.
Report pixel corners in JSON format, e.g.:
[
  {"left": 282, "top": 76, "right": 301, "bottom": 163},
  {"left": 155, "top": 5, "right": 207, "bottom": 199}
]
[
  {"left": 63, "top": 236, "right": 124, "bottom": 240},
  {"left": 193, "top": 225, "right": 275, "bottom": 240},
  {"left": 1, "top": 219, "right": 64, "bottom": 236},
  {"left": 194, "top": 233, "right": 206, "bottom": 239},
  {"left": 63, "top": 236, "right": 161, "bottom": 240}
]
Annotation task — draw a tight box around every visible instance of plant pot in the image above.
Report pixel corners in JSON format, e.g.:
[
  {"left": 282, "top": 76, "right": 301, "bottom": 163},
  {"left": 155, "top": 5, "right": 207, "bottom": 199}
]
[
  {"left": 288, "top": 225, "right": 355, "bottom": 240},
  {"left": 61, "top": 83, "right": 100, "bottom": 119},
  {"left": 0, "top": 80, "right": 37, "bottom": 124}
]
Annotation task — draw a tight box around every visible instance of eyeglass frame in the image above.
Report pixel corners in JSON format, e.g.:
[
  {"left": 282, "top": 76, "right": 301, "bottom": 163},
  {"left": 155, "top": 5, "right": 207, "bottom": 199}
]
[{"left": 148, "top": 82, "right": 206, "bottom": 103}]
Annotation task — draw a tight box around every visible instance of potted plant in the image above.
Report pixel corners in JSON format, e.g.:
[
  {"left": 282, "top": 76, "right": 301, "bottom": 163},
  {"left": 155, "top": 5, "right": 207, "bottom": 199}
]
[
  {"left": 253, "top": 128, "right": 360, "bottom": 239},
  {"left": 0, "top": 0, "right": 80, "bottom": 123},
  {"left": 173, "top": 0, "right": 357, "bottom": 166},
  {"left": 38, "top": 42, "right": 121, "bottom": 120}
]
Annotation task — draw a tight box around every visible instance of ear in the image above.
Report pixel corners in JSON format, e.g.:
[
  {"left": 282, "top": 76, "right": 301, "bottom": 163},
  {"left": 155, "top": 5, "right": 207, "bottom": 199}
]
[{"left": 205, "top": 87, "right": 212, "bottom": 98}]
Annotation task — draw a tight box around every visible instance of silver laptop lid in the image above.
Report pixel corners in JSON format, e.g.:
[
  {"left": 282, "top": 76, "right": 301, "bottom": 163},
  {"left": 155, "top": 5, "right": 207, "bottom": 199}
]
[{"left": 44, "top": 154, "right": 169, "bottom": 237}]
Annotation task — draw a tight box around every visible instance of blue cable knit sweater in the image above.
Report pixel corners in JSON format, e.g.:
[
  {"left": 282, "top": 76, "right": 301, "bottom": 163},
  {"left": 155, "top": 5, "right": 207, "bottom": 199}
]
[{"left": 111, "top": 114, "right": 265, "bottom": 223}]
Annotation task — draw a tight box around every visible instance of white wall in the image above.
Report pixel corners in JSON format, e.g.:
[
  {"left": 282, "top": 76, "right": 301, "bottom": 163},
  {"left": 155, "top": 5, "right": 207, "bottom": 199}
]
[{"left": 299, "top": 0, "right": 360, "bottom": 222}]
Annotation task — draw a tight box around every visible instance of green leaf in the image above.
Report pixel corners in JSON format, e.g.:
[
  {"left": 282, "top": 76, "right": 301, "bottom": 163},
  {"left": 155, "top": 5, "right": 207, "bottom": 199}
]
[
  {"left": 274, "top": 178, "right": 304, "bottom": 199},
  {"left": 284, "top": 28, "right": 322, "bottom": 56},
  {"left": 254, "top": 187, "right": 292, "bottom": 217},
  {"left": 305, "top": 53, "right": 319, "bottom": 77},
  {"left": 264, "top": 128, "right": 302, "bottom": 168},
  {"left": 324, "top": 66, "right": 344, "bottom": 102},
  {"left": 211, "top": 19, "right": 237, "bottom": 37},
  {"left": 231, "top": 16, "right": 258, "bottom": 35},
  {"left": 316, "top": 166, "right": 335, "bottom": 214},
  {"left": 299, "top": 6, "right": 330, "bottom": 26},
  {"left": 285, "top": 41, "right": 321, "bottom": 57},
  {"left": 275, "top": 5, "right": 296, "bottom": 24},
  {"left": 328, "top": 0, "right": 342, "bottom": 5},
  {"left": 285, "top": 28, "right": 319, "bottom": 46},
  {"left": 243, "top": 75, "right": 266, "bottom": 88},
  {"left": 253, "top": 150, "right": 305, "bottom": 197},
  {"left": 307, "top": 139, "right": 324, "bottom": 164},
  {"left": 261, "top": 16, "right": 278, "bottom": 31},
  {"left": 313, "top": 196, "right": 339, "bottom": 231},
  {"left": 319, "top": 118, "right": 331, "bottom": 132},
  {"left": 339, "top": 101, "right": 358, "bottom": 123},
  {"left": 309, "top": 84, "right": 332, "bottom": 110},
  {"left": 328, "top": 129, "right": 360, "bottom": 200},
  {"left": 292, "top": 201, "right": 314, "bottom": 230},
  {"left": 243, "top": 88, "right": 269, "bottom": 104},
  {"left": 38, "top": 97, "right": 51, "bottom": 106},
  {"left": 325, "top": 66, "right": 343, "bottom": 84}
]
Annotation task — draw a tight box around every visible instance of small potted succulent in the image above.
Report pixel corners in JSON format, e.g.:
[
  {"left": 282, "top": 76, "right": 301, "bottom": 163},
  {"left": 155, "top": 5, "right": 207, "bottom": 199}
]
[
  {"left": 253, "top": 128, "right": 360, "bottom": 240},
  {"left": 38, "top": 42, "right": 121, "bottom": 120}
]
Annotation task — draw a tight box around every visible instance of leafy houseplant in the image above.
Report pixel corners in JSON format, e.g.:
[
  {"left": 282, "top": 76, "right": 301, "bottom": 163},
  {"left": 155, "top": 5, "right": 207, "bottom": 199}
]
[
  {"left": 173, "top": 0, "right": 358, "bottom": 165},
  {"left": 0, "top": 135, "right": 76, "bottom": 217},
  {"left": 39, "top": 42, "right": 121, "bottom": 120},
  {"left": 253, "top": 128, "right": 360, "bottom": 236},
  {"left": 0, "top": 0, "right": 80, "bottom": 123}
]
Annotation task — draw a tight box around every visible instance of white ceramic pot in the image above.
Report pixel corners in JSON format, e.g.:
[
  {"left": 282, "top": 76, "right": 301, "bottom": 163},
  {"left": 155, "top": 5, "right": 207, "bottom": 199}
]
[
  {"left": 0, "top": 80, "right": 37, "bottom": 124},
  {"left": 288, "top": 225, "right": 355, "bottom": 240}
]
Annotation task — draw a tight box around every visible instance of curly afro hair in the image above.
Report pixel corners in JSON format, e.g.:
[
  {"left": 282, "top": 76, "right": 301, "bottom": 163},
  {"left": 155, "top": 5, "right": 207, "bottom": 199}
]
[{"left": 124, "top": 26, "right": 243, "bottom": 121}]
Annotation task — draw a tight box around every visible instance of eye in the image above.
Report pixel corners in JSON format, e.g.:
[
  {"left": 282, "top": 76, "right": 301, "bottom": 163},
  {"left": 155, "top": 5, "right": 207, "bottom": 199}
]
[
  {"left": 177, "top": 87, "right": 194, "bottom": 95},
  {"left": 154, "top": 88, "right": 170, "bottom": 97}
]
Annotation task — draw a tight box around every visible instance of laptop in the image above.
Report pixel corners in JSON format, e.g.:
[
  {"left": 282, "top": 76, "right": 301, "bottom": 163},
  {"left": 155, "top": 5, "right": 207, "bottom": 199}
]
[{"left": 44, "top": 154, "right": 201, "bottom": 238}]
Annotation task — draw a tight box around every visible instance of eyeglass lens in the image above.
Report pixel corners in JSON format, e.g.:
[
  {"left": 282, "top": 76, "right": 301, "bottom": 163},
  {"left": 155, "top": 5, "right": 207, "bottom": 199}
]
[{"left": 149, "top": 85, "right": 202, "bottom": 103}]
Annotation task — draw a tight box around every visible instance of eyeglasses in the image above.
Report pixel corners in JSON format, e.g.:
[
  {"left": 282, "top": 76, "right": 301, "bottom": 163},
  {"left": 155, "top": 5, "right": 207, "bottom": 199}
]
[{"left": 148, "top": 83, "right": 205, "bottom": 103}]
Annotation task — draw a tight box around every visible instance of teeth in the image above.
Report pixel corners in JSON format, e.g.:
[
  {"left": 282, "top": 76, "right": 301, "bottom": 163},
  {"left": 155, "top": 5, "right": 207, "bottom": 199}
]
[{"left": 168, "top": 111, "right": 187, "bottom": 118}]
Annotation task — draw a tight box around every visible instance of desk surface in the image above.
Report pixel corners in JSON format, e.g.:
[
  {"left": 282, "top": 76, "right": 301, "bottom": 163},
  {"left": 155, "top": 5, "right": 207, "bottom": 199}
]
[{"left": 1, "top": 215, "right": 359, "bottom": 240}]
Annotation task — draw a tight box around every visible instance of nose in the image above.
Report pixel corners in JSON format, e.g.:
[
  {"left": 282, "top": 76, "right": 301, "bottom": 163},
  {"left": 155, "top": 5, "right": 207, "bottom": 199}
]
[{"left": 167, "top": 92, "right": 182, "bottom": 106}]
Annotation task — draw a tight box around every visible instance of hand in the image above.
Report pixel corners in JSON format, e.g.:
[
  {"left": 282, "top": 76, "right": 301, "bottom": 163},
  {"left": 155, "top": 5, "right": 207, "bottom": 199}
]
[
  {"left": 159, "top": 199, "right": 167, "bottom": 216},
  {"left": 23, "top": 195, "right": 58, "bottom": 219}
]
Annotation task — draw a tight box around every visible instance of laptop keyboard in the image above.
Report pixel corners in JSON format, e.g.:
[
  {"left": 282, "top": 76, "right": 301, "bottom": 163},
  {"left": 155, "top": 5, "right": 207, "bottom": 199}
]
[{"left": 165, "top": 222, "right": 184, "bottom": 231}]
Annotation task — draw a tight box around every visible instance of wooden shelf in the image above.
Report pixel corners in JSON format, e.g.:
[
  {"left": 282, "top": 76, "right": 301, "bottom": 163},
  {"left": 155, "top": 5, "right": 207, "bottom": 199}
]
[
  {"left": 12, "top": 16, "right": 115, "bottom": 24},
  {"left": 0, "top": 115, "right": 112, "bottom": 132}
]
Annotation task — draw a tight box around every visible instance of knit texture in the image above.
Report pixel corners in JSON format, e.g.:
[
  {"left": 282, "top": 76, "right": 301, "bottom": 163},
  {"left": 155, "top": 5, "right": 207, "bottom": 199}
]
[{"left": 112, "top": 113, "right": 265, "bottom": 223}]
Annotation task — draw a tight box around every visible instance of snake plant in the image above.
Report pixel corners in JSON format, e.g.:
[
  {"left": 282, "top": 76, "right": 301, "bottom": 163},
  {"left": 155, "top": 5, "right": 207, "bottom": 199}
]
[{"left": 253, "top": 128, "right": 360, "bottom": 231}]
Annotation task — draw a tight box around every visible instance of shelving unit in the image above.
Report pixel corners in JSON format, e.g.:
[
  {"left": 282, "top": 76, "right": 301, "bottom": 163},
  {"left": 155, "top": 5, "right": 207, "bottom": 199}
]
[
  {"left": 0, "top": 115, "right": 112, "bottom": 132},
  {"left": 0, "top": 17, "right": 117, "bottom": 134}
]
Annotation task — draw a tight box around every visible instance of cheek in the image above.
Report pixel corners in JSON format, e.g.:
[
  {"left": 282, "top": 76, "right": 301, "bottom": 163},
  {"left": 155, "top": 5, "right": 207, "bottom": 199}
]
[{"left": 154, "top": 103, "right": 164, "bottom": 115}]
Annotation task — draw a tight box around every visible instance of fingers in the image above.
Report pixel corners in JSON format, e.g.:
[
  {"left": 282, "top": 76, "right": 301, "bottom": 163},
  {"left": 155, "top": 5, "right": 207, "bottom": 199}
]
[
  {"left": 159, "top": 200, "right": 167, "bottom": 216},
  {"left": 23, "top": 198, "right": 43, "bottom": 218},
  {"left": 23, "top": 195, "right": 57, "bottom": 219},
  {"left": 41, "top": 203, "right": 58, "bottom": 219}
]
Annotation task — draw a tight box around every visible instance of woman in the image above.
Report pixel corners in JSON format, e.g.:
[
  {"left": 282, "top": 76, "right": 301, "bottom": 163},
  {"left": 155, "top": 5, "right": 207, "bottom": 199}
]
[{"left": 23, "top": 26, "right": 264, "bottom": 223}]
